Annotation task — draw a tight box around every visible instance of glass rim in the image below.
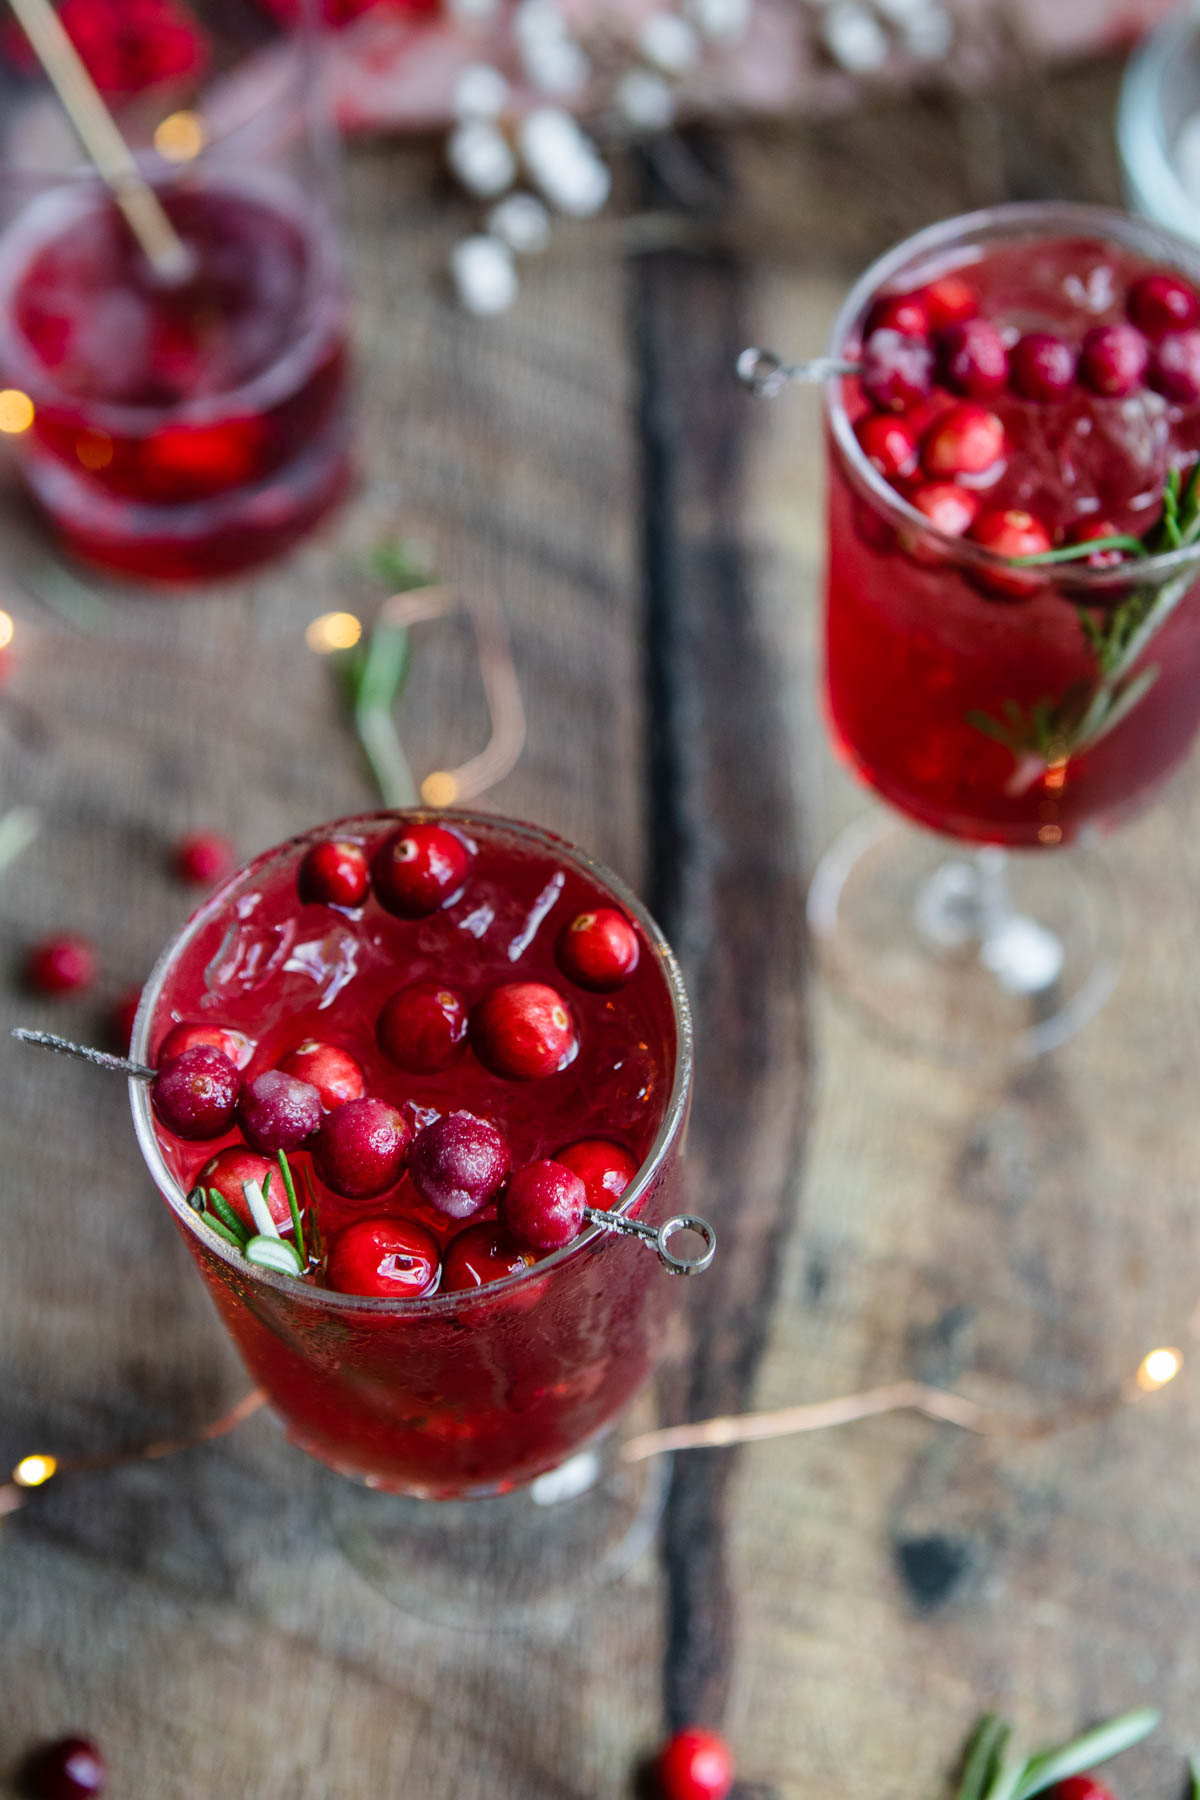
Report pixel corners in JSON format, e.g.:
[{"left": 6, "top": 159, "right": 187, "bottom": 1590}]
[
  {"left": 1117, "top": 0, "right": 1198, "bottom": 242},
  {"left": 825, "top": 199, "right": 1200, "bottom": 592},
  {"left": 129, "top": 808, "right": 695, "bottom": 1319}
]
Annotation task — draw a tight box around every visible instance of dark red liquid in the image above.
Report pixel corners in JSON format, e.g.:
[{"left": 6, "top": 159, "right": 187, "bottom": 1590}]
[
  {"left": 140, "top": 814, "right": 686, "bottom": 1497},
  {"left": 0, "top": 180, "right": 348, "bottom": 578},
  {"left": 827, "top": 232, "right": 1200, "bottom": 845}
]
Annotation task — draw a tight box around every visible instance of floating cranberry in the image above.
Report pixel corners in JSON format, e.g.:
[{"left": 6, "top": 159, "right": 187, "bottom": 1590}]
[
  {"left": 501, "top": 1159, "right": 587, "bottom": 1252},
  {"left": 313, "top": 1096, "right": 411, "bottom": 1198},
  {"left": 907, "top": 482, "right": 979, "bottom": 538},
  {"left": 325, "top": 1217, "right": 440, "bottom": 1299},
  {"left": 372, "top": 821, "right": 471, "bottom": 918},
  {"left": 21, "top": 1735, "right": 107, "bottom": 1800},
  {"left": 109, "top": 987, "right": 142, "bottom": 1050},
  {"left": 158, "top": 1020, "right": 255, "bottom": 1070},
  {"left": 151, "top": 1045, "right": 240, "bottom": 1141},
  {"left": 237, "top": 1069, "right": 321, "bottom": 1154},
  {"left": 1072, "top": 517, "right": 1126, "bottom": 569},
  {"left": 1010, "top": 331, "right": 1077, "bottom": 401},
  {"left": 377, "top": 981, "right": 468, "bottom": 1075},
  {"left": 921, "top": 273, "right": 978, "bottom": 330},
  {"left": 865, "top": 291, "right": 931, "bottom": 338},
  {"left": 298, "top": 838, "right": 369, "bottom": 909},
  {"left": 26, "top": 935, "right": 96, "bottom": 996},
  {"left": 656, "top": 1727, "right": 734, "bottom": 1800},
  {"left": 939, "top": 318, "right": 1008, "bottom": 398},
  {"left": 921, "top": 403, "right": 1005, "bottom": 478},
  {"left": 1150, "top": 330, "right": 1200, "bottom": 403},
  {"left": 1080, "top": 323, "right": 1149, "bottom": 397},
  {"left": 1049, "top": 1779, "right": 1117, "bottom": 1800},
  {"left": 854, "top": 413, "right": 919, "bottom": 482},
  {"left": 198, "top": 1145, "right": 291, "bottom": 1231},
  {"left": 557, "top": 907, "right": 640, "bottom": 990},
  {"left": 968, "top": 508, "right": 1051, "bottom": 598},
  {"left": 860, "top": 329, "right": 934, "bottom": 412},
  {"left": 554, "top": 1138, "right": 639, "bottom": 1210},
  {"left": 408, "top": 1111, "right": 510, "bottom": 1219},
  {"left": 276, "top": 1040, "right": 364, "bottom": 1110},
  {"left": 470, "top": 981, "right": 578, "bottom": 1079},
  {"left": 173, "top": 831, "right": 234, "bottom": 886},
  {"left": 441, "top": 1221, "right": 533, "bottom": 1292},
  {"left": 1128, "top": 270, "right": 1200, "bottom": 339}
]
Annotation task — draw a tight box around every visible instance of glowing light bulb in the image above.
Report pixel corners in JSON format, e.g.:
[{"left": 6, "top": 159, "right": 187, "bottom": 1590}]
[
  {"left": 0, "top": 389, "right": 34, "bottom": 434},
  {"left": 1137, "top": 1347, "right": 1182, "bottom": 1391},
  {"left": 154, "top": 110, "right": 207, "bottom": 163},
  {"left": 305, "top": 612, "right": 363, "bottom": 654},
  {"left": 13, "top": 1453, "right": 57, "bottom": 1487},
  {"left": 421, "top": 771, "right": 458, "bottom": 808}
]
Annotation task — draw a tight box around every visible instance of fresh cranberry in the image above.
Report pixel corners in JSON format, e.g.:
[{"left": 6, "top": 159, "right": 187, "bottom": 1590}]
[
  {"left": 557, "top": 907, "right": 641, "bottom": 990},
  {"left": 151, "top": 1045, "right": 240, "bottom": 1141},
  {"left": 501, "top": 1159, "right": 587, "bottom": 1252},
  {"left": 25, "top": 935, "right": 96, "bottom": 996},
  {"left": 1010, "top": 331, "right": 1077, "bottom": 401},
  {"left": 371, "top": 822, "right": 472, "bottom": 918},
  {"left": 1072, "top": 517, "right": 1126, "bottom": 569},
  {"left": 1050, "top": 1779, "right": 1117, "bottom": 1800},
  {"left": 656, "top": 1727, "right": 734, "bottom": 1800},
  {"left": 173, "top": 831, "right": 234, "bottom": 886},
  {"left": 20, "top": 1735, "right": 107, "bottom": 1800},
  {"left": 298, "top": 838, "right": 369, "bottom": 909},
  {"left": 968, "top": 508, "right": 1051, "bottom": 598},
  {"left": 854, "top": 413, "right": 919, "bottom": 482},
  {"left": 325, "top": 1217, "right": 440, "bottom": 1299},
  {"left": 158, "top": 1020, "right": 255, "bottom": 1070},
  {"left": 197, "top": 1145, "right": 291, "bottom": 1231},
  {"left": 554, "top": 1138, "right": 639, "bottom": 1210},
  {"left": 866, "top": 292, "right": 931, "bottom": 338},
  {"left": 313, "top": 1096, "right": 411, "bottom": 1198},
  {"left": 276, "top": 1040, "right": 364, "bottom": 1110},
  {"left": 1128, "top": 270, "right": 1200, "bottom": 338},
  {"left": 408, "top": 1111, "right": 510, "bottom": 1219},
  {"left": 237, "top": 1069, "right": 321, "bottom": 1154},
  {"left": 1150, "top": 330, "right": 1200, "bottom": 403},
  {"left": 938, "top": 319, "right": 1008, "bottom": 398},
  {"left": 1080, "top": 323, "right": 1149, "bottom": 397},
  {"left": 906, "top": 482, "right": 979, "bottom": 538},
  {"left": 470, "top": 982, "right": 578, "bottom": 1079},
  {"left": 921, "top": 403, "right": 1005, "bottom": 478},
  {"left": 860, "top": 329, "right": 934, "bottom": 412},
  {"left": 441, "top": 1221, "right": 533, "bottom": 1291},
  {"left": 377, "top": 981, "right": 468, "bottom": 1074},
  {"left": 921, "top": 274, "right": 978, "bottom": 330},
  {"left": 109, "top": 987, "right": 142, "bottom": 1050}
]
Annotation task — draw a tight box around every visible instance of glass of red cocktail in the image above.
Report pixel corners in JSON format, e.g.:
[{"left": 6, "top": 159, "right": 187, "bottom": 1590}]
[
  {"left": 0, "top": 3, "right": 349, "bottom": 580},
  {"left": 130, "top": 810, "right": 695, "bottom": 1620},
  {"left": 810, "top": 202, "right": 1200, "bottom": 1057}
]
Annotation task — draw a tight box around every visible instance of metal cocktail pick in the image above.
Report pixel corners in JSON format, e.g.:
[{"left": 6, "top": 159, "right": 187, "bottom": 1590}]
[
  {"left": 10, "top": 1028, "right": 717, "bottom": 1276},
  {"left": 736, "top": 346, "right": 861, "bottom": 397}
]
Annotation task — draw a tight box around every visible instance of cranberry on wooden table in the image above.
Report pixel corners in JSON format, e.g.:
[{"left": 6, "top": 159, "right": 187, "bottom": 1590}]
[
  {"left": 656, "top": 1727, "right": 734, "bottom": 1800},
  {"left": 25, "top": 935, "right": 96, "bottom": 996},
  {"left": 173, "top": 831, "right": 234, "bottom": 886},
  {"left": 20, "top": 1734, "right": 107, "bottom": 1800}
]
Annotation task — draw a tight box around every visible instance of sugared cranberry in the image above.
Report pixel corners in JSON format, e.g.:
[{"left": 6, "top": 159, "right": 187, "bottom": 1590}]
[
  {"left": 1010, "top": 332, "right": 1077, "bottom": 401},
  {"left": 554, "top": 1138, "right": 639, "bottom": 1210},
  {"left": 854, "top": 413, "right": 919, "bottom": 482},
  {"left": 298, "top": 838, "right": 369, "bottom": 909},
  {"left": 237, "top": 1069, "right": 321, "bottom": 1154},
  {"left": 441, "top": 1221, "right": 533, "bottom": 1292},
  {"left": 656, "top": 1727, "right": 734, "bottom": 1800},
  {"left": 1072, "top": 517, "right": 1126, "bottom": 569},
  {"left": 921, "top": 403, "right": 1005, "bottom": 478},
  {"left": 109, "top": 987, "right": 142, "bottom": 1050},
  {"left": 197, "top": 1145, "right": 291, "bottom": 1231},
  {"left": 1128, "top": 270, "right": 1200, "bottom": 339},
  {"left": 312, "top": 1096, "right": 411, "bottom": 1198},
  {"left": 21, "top": 1734, "right": 107, "bottom": 1800},
  {"left": 371, "top": 822, "right": 471, "bottom": 918},
  {"left": 377, "top": 981, "right": 468, "bottom": 1074},
  {"left": 1080, "top": 323, "right": 1149, "bottom": 397},
  {"left": 173, "top": 831, "right": 234, "bottom": 886},
  {"left": 557, "top": 907, "right": 640, "bottom": 990},
  {"left": 325, "top": 1218, "right": 440, "bottom": 1299},
  {"left": 866, "top": 291, "right": 931, "bottom": 338},
  {"left": 408, "top": 1111, "right": 510, "bottom": 1219},
  {"left": 968, "top": 508, "right": 1051, "bottom": 598},
  {"left": 907, "top": 482, "right": 979, "bottom": 538},
  {"left": 921, "top": 273, "right": 978, "bottom": 330},
  {"left": 470, "top": 981, "right": 578, "bottom": 1079},
  {"left": 1150, "top": 330, "right": 1200, "bottom": 403},
  {"left": 939, "top": 319, "right": 1008, "bottom": 398},
  {"left": 158, "top": 1020, "right": 255, "bottom": 1070},
  {"left": 860, "top": 329, "right": 934, "bottom": 412},
  {"left": 151, "top": 1045, "right": 240, "bottom": 1141},
  {"left": 276, "top": 1041, "right": 364, "bottom": 1110},
  {"left": 501, "top": 1159, "right": 587, "bottom": 1252},
  {"left": 1050, "top": 1779, "right": 1117, "bottom": 1800},
  {"left": 25, "top": 935, "right": 96, "bottom": 996}
]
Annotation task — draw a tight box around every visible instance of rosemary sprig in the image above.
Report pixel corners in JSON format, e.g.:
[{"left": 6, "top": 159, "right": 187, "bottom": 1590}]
[
  {"left": 277, "top": 1150, "right": 305, "bottom": 1265},
  {"left": 185, "top": 1163, "right": 311, "bottom": 1281},
  {"left": 953, "top": 1707, "right": 1158, "bottom": 1800},
  {"left": 207, "top": 1188, "right": 250, "bottom": 1246}
]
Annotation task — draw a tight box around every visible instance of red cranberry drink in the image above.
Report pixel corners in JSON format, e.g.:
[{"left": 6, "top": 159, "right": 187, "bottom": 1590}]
[
  {"left": 131, "top": 812, "right": 691, "bottom": 1498},
  {"left": 826, "top": 204, "right": 1200, "bottom": 846}
]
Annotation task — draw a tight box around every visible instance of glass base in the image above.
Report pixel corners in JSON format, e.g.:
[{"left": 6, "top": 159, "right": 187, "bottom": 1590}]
[{"left": 807, "top": 813, "right": 1122, "bottom": 1062}]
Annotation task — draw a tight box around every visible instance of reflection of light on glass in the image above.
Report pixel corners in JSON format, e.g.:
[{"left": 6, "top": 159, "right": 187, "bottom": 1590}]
[
  {"left": 13, "top": 1453, "right": 57, "bottom": 1487},
  {"left": 76, "top": 431, "right": 114, "bottom": 471},
  {"left": 1044, "top": 757, "right": 1068, "bottom": 794},
  {"left": 306, "top": 612, "right": 362, "bottom": 653},
  {"left": 0, "top": 389, "right": 34, "bottom": 434},
  {"left": 421, "top": 770, "right": 458, "bottom": 808},
  {"left": 1037, "top": 823, "right": 1063, "bottom": 845},
  {"left": 0, "top": 611, "right": 14, "bottom": 652},
  {"left": 1137, "top": 1347, "right": 1182, "bottom": 1391},
  {"left": 154, "top": 110, "right": 207, "bottom": 163}
]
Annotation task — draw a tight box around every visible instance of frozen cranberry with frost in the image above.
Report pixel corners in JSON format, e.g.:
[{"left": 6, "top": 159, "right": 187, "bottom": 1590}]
[
  {"left": 408, "top": 1111, "right": 510, "bottom": 1220},
  {"left": 921, "top": 273, "right": 978, "bottom": 330},
  {"left": 921, "top": 403, "right": 1005, "bottom": 478},
  {"left": 470, "top": 981, "right": 578, "bottom": 1078},
  {"left": 325, "top": 1217, "right": 440, "bottom": 1299},
  {"left": 1010, "top": 332, "right": 1076, "bottom": 401},
  {"left": 1150, "top": 330, "right": 1200, "bottom": 403},
  {"left": 298, "top": 838, "right": 369, "bottom": 909},
  {"left": 968, "top": 508, "right": 1051, "bottom": 598},
  {"left": 237, "top": 1069, "right": 321, "bottom": 1154},
  {"left": 372, "top": 821, "right": 471, "bottom": 918},
  {"left": 555, "top": 1138, "right": 638, "bottom": 1210},
  {"left": 939, "top": 319, "right": 1008, "bottom": 398},
  {"left": 656, "top": 1728, "right": 734, "bottom": 1800},
  {"left": 501, "top": 1159, "right": 587, "bottom": 1252},
  {"left": 557, "top": 907, "right": 640, "bottom": 990},
  {"left": 1080, "top": 323, "right": 1149, "bottom": 397},
  {"left": 21, "top": 1734, "right": 107, "bottom": 1799},
  {"left": 855, "top": 413, "right": 919, "bottom": 482},
  {"left": 313, "top": 1096, "right": 411, "bottom": 1198},
  {"left": 860, "top": 329, "right": 934, "bottom": 412},
  {"left": 441, "top": 1221, "right": 533, "bottom": 1292},
  {"left": 25, "top": 934, "right": 96, "bottom": 996},
  {"left": 151, "top": 1045, "right": 240, "bottom": 1141},
  {"left": 173, "top": 831, "right": 234, "bottom": 886},
  {"left": 1128, "top": 271, "right": 1200, "bottom": 339},
  {"left": 276, "top": 1040, "right": 364, "bottom": 1110},
  {"left": 377, "top": 981, "right": 468, "bottom": 1075},
  {"left": 866, "top": 291, "right": 931, "bottom": 338},
  {"left": 158, "top": 1020, "right": 254, "bottom": 1070},
  {"left": 197, "top": 1145, "right": 291, "bottom": 1232}
]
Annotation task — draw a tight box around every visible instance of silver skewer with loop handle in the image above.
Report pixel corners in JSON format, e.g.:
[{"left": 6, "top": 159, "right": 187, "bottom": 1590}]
[{"left": 736, "top": 347, "right": 862, "bottom": 398}]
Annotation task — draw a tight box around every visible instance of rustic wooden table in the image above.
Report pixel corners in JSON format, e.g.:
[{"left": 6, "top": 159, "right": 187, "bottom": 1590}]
[{"left": 3, "top": 56, "right": 1200, "bottom": 1800}]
